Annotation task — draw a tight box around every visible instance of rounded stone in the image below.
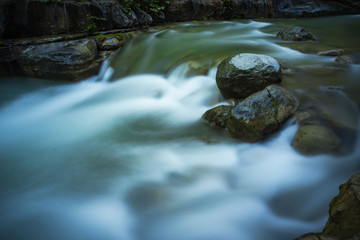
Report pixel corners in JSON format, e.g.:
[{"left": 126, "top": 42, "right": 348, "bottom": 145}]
[
  {"left": 216, "top": 53, "right": 282, "bottom": 99},
  {"left": 226, "top": 85, "right": 298, "bottom": 142},
  {"left": 292, "top": 125, "right": 340, "bottom": 155},
  {"left": 276, "top": 26, "right": 315, "bottom": 41}
]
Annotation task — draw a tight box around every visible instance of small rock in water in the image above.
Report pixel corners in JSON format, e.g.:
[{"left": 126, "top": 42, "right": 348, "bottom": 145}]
[
  {"left": 323, "top": 172, "right": 360, "bottom": 240},
  {"left": 317, "top": 49, "right": 344, "bottom": 57},
  {"left": 202, "top": 105, "right": 232, "bottom": 128},
  {"left": 216, "top": 53, "right": 282, "bottom": 99},
  {"left": 99, "top": 36, "right": 123, "bottom": 51},
  {"left": 291, "top": 124, "right": 340, "bottom": 155},
  {"left": 226, "top": 85, "right": 298, "bottom": 142},
  {"left": 276, "top": 26, "right": 315, "bottom": 41},
  {"left": 335, "top": 55, "right": 354, "bottom": 64}
]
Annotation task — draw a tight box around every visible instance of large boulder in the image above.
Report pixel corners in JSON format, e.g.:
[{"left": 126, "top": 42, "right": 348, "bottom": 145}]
[
  {"left": 216, "top": 53, "right": 282, "bottom": 99},
  {"left": 226, "top": 85, "right": 298, "bottom": 142},
  {"left": 291, "top": 125, "right": 340, "bottom": 155},
  {"left": 17, "top": 39, "right": 98, "bottom": 81},
  {"left": 276, "top": 26, "right": 315, "bottom": 41},
  {"left": 323, "top": 172, "right": 360, "bottom": 240}
]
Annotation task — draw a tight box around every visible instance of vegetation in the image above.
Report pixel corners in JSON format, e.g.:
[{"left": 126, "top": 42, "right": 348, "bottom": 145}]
[{"left": 120, "top": 0, "right": 170, "bottom": 14}]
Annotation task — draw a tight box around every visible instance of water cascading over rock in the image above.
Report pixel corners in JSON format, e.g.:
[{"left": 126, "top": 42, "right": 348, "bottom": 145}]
[{"left": 204, "top": 53, "right": 298, "bottom": 142}]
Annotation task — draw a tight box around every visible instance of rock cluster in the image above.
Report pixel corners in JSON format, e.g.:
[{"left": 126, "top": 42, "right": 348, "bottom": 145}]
[
  {"left": 203, "top": 53, "right": 299, "bottom": 142},
  {"left": 9, "top": 31, "right": 137, "bottom": 81}
]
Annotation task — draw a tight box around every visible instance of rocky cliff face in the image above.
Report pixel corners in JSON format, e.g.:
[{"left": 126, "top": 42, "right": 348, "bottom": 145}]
[{"left": 0, "top": 0, "right": 359, "bottom": 40}]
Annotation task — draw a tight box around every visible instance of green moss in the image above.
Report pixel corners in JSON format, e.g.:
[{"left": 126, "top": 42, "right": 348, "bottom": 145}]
[
  {"left": 127, "top": 32, "right": 136, "bottom": 39},
  {"left": 85, "top": 23, "right": 97, "bottom": 32},
  {"left": 95, "top": 33, "right": 126, "bottom": 43}
]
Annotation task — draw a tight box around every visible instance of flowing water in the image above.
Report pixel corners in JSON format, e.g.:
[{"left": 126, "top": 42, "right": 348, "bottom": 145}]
[{"left": 1, "top": 15, "right": 360, "bottom": 240}]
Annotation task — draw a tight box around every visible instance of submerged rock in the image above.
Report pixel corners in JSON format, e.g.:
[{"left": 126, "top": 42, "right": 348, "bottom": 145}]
[
  {"left": 335, "top": 55, "right": 355, "bottom": 64},
  {"left": 202, "top": 105, "right": 232, "bottom": 128},
  {"left": 323, "top": 172, "right": 360, "bottom": 240},
  {"left": 317, "top": 49, "right": 344, "bottom": 57},
  {"left": 276, "top": 26, "right": 315, "bottom": 41},
  {"left": 18, "top": 39, "right": 98, "bottom": 81},
  {"left": 216, "top": 53, "right": 282, "bottom": 99},
  {"left": 226, "top": 85, "right": 298, "bottom": 142},
  {"left": 291, "top": 125, "right": 340, "bottom": 155}
]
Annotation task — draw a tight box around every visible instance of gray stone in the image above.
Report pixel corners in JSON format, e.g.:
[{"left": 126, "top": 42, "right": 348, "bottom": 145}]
[
  {"left": 18, "top": 39, "right": 98, "bottom": 81},
  {"left": 98, "top": 36, "right": 123, "bottom": 51},
  {"left": 276, "top": 26, "right": 315, "bottom": 41},
  {"left": 323, "top": 172, "right": 360, "bottom": 240},
  {"left": 226, "top": 85, "right": 298, "bottom": 142},
  {"left": 292, "top": 125, "right": 340, "bottom": 155},
  {"left": 216, "top": 53, "right": 282, "bottom": 99}
]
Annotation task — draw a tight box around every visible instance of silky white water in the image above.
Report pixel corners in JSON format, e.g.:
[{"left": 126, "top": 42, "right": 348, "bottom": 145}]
[{"left": 1, "top": 16, "right": 360, "bottom": 240}]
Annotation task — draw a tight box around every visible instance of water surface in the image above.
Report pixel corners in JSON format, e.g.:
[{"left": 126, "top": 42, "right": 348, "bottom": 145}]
[{"left": 0, "top": 15, "right": 360, "bottom": 240}]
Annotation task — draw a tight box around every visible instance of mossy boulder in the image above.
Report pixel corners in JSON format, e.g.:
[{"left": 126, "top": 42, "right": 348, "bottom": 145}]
[
  {"left": 276, "top": 26, "right": 315, "bottom": 41},
  {"left": 291, "top": 125, "right": 340, "bottom": 155},
  {"left": 95, "top": 33, "right": 126, "bottom": 50},
  {"left": 216, "top": 53, "right": 282, "bottom": 99},
  {"left": 226, "top": 85, "right": 298, "bottom": 142},
  {"left": 323, "top": 172, "right": 360, "bottom": 240},
  {"left": 17, "top": 39, "right": 98, "bottom": 81}
]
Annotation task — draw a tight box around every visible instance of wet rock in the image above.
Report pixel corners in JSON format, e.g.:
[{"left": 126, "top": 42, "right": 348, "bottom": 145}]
[
  {"left": 292, "top": 125, "right": 340, "bottom": 155},
  {"left": 335, "top": 55, "right": 355, "bottom": 64},
  {"left": 317, "top": 49, "right": 344, "bottom": 57},
  {"left": 295, "top": 233, "right": 339, "bottom": 240},
  {"left": 202, "top": 105, "right": 232, "bottom": 128},
  {"left": 226, "top": 85, "right": 298, "bottom": 142},
  {"left": 276, "top": 26, "right": 315, "bottom": 41},
  {"left": 110, "top": 4, "right": 133, "bottom": 28},
  {"left": 18, "top": 39, "right": 98, "bottom": 81},
  {"left": 98, "top": 36, "right": 122, "bottom": 51},
  {"left": 95, "top": 33, "right": 126, "bottom": 51},
  {"left": 216, "top": 53, "right": 282, "bottom": 99},
  {"left": 135, "top": 8, "right": 153, "bottom": 26},
  {"left": 323, "top": 172, "right": 360, "bottom": 240}
]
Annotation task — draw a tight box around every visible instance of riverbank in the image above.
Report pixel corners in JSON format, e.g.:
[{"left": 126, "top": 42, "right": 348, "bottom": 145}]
[{"left": 1, "top": 0, "right": 360, "bottom": 80}]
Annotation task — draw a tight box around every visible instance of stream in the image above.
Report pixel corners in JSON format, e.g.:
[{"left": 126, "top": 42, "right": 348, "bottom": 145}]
[{"left": 1, "top": 15, "right": 360, "bottom": 240}]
